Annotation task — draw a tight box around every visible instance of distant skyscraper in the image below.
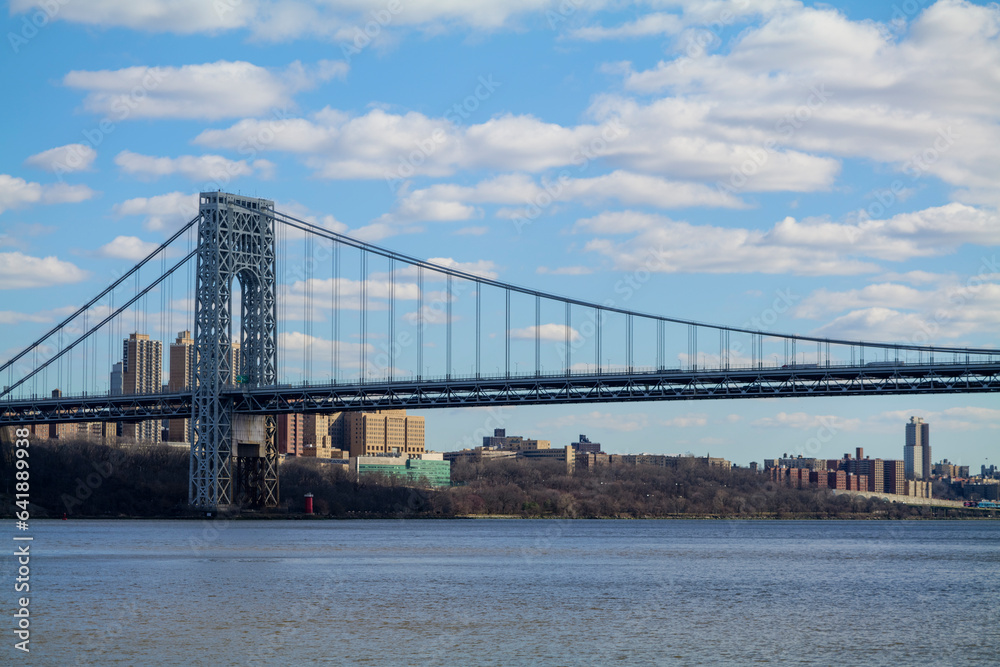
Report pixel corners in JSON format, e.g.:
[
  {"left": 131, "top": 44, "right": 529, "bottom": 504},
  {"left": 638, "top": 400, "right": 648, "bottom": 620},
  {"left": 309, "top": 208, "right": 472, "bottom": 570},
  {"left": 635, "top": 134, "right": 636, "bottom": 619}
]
[
  {"left": 110, "top": 362, "right": 123, "bottom": 395},
  {"left": 167, "top": 331, "right": 195, "bottom": 442},
  {"left": 904, "top": 416, "right": 930, "bottom": 480},
  {"left": 121, "top": 333, "right": 163, "bottom": 445}
]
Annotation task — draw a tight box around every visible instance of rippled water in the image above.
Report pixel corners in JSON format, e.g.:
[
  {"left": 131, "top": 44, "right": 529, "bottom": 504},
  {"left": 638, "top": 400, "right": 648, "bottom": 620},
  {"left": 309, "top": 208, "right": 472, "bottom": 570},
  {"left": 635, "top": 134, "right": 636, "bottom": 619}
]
[{"left": 5, "top": 519, "right": 998, "bottom": 665}]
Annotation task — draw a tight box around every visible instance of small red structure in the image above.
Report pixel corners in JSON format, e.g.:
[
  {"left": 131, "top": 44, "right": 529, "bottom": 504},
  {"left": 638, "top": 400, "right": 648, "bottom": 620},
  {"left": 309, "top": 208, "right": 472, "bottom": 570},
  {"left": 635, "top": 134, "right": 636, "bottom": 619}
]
[{"left": 304, "top": 493, "right": 314, "bottom": 514}]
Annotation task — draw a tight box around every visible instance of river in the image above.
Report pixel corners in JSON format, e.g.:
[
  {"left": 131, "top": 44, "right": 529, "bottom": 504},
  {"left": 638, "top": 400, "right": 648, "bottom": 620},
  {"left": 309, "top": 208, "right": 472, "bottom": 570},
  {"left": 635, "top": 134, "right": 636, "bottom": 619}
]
[{"left": 5, "top": 519, "right": 998, "bottom": 665}]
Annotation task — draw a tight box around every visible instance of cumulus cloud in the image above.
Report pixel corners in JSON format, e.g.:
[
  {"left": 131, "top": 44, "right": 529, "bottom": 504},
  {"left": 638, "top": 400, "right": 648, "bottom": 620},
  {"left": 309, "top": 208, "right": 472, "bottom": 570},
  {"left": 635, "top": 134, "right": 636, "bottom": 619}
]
[
  {"left": 278, "top": 331, "right": 371, "bottom": 370},
  {"left": 196, "top": 105, "right": 838, "bottom": 194},
  {"left": 0, "top": 251, "right": 88, "bottom": 289},
  {"left": 567, "top": 13, "right": 682, "bottom": 41},
  {"left": 114, "top": 151, "right": 274, "bottom": 182},
  {"left": 509, "top": 324, "right": 581, "bottom": 343},
  {"left": 615, "top": 2, "right": 1000, "bottom": 204},
  {"left": 112, "top": 191, "right": 200, "bottom": 232},
  {"left": 0, "top": 174, "right": 95, "bottom": 214},
  {"left": 24, "top": 144, "right": 97, "bottom": 173},
  {"left": 575, "top": 204, "right": 1000, "bottom": 276},
  {"left": 796, "top": 271, "right": 1000, "bottom": 341},
  {"left": 752, "top": 412, "right": 861, "bottom": 431},
  {"left": 11, "top": 0, "right": 599, "bottom": 39},
  {"left": 94, "top": 236, "right": 162, "bottom": 260},
  {"left": 64, "top": 60, "right": 347, "bottom": 120},
  {"left": 538, "top": 410, "right": 650, "bottom": 432}
]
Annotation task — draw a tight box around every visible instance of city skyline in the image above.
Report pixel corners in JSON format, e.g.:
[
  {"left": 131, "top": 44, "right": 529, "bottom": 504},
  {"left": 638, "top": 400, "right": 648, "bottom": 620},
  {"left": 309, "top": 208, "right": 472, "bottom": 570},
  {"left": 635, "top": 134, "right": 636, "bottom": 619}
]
[{"left": 2, "top": 1, "right": 999, "bottom": 467}]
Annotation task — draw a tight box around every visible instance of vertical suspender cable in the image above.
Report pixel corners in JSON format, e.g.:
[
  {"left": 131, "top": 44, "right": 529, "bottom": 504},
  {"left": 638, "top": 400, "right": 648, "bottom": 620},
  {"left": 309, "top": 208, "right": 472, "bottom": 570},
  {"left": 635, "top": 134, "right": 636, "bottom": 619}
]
[
  {"left": 446, "top": 274, "right": 452, "bottom": 379},
  {"left": 389, "top": 258, "right": 395, "bottom": 382},
  {"left": 417, "top": 265, "right": 423, "bottom": 379},
  {"left": 505, "top": 289, "right": 510, "bottom": 378},
  {"left": 534, "top": 295, "right": 540, "bottom": 376},
  {"left": 564, "top": 302, "right": 571, "bottom": 375},
  {"left": 596, "top": 307, "right": 601, "bottom": 375},
  {"left": 363, "top": 249, "right": 369, "bottom": 380},
  {"left": 475, "top": 282, "right": 481, "bottom": 378}
]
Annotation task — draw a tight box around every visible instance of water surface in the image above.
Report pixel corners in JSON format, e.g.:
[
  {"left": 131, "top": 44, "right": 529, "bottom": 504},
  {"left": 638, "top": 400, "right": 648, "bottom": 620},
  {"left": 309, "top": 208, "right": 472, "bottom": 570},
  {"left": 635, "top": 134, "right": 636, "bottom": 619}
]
[{"left": 5, "top": 519, "right": 998, "bottom": 665}]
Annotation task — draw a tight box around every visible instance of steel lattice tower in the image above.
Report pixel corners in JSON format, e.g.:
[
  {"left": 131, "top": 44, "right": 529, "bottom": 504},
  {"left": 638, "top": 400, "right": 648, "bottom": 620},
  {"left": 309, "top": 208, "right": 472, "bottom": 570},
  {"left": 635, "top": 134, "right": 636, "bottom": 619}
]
[{"left": 190, "top": 193, "right": 278, "bottom": 509}]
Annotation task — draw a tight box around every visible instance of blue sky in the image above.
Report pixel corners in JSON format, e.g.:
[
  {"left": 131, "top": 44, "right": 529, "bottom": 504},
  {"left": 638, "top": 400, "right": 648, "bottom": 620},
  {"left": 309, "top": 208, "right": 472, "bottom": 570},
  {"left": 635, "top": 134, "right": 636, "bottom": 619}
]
[{"left": 1, "top": 0, "right": 998, "bottom": 468}]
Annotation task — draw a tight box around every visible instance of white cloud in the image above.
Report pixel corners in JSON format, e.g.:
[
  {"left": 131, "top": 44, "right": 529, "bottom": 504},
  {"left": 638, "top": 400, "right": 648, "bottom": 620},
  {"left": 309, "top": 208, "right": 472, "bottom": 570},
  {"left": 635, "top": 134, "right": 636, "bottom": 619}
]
[
  {"left": 365, "top": 171, "right": 744, "bottom": 238},
  {"left": 114, "top": 151, "right": 273, "bottom": 182},
  {"left": 278, "top": 331, "right": 371, "bottom": 369},
  {"left": 537, "top": 266, "right": 593, "bottom": 276},
  {"left": 0, "top": 305, "right": 77, "bottom": 325},
  {"left": 64, "top": 60, "right": 347, "bottom": 121},
  {"left": 95, "top": 236, "right": 162, "bottom": 261},
  {"left": 575, "top": 204, "right": 1000, "bottom": 276},
  {"left": 567, "top": 13, "right": 682, "bottom": 41},
  {"left": 197, "top": 104, "right": 837, "bottom": 194},
  {"left": 0, "top": 251, "right": 89, "bottom": 289},
  {"left": 24, "top": 144, "right": 97, "bottom": 173},
  {"left": 615, "top": 2, "right": 1000, "bottom": 204},
  {"left": 0, "top": 175, "right": 95, "bottom": 214},
  {"left": 12, "top": 0, "right": 601, "bottom": 38},
  {"left": 275, "top": 200, "right": 348, "bottom": 234},
  {"left": 113, "top": 192, "right": 199, "bottom": 232},
  {"left": 661, "top": 413, "right": 709, "bottom": 428},
  {"left": 797, "top": 274, "right": 1000, "bottom": 342},
  {"left": 752, "top": 412, "right": 860, "bottom": 431},
  {"left": 376, "top": 258, "right": 499, "bottom": 281},
  {"left": 10, "top": 0, "right": 256, "bottom": 34},
  {"left": 538, "top": 410, "right": 650, "bottom": 432},
  {"left": 509, "top": 324, "right": 581, "bottom": 343}
]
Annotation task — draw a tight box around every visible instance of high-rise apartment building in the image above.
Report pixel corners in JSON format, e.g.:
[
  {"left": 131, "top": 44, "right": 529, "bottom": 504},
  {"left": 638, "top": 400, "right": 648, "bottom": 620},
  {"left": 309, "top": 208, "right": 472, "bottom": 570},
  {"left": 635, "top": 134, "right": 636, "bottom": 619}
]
[
  {"left": 278, "top": 413, "right": 305, "bottom": 456},
  {"left": 167, "top": 331, "right": 195, "bottom": 442},
  {"left": 905, "top": 416, "right": 930, "bottom": 480},
  {"left": 858, "top": 457, "right": 884, "bottom": 493},
  {"left": 883, "top": 459, "right": 906, "bottom": 494},
  {"left": 121, "top": 333, "right": 163, "bottom": 444},
  {"left": 343, "top": 410, "right": 425, "bottom": 458}
]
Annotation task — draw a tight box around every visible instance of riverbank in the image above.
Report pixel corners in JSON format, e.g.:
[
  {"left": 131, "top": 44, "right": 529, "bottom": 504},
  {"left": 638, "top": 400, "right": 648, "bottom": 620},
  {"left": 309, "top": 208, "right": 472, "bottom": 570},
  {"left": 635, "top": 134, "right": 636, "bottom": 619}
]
[{"left": 4, "top": 438, "right": 995, "bottom": 521}]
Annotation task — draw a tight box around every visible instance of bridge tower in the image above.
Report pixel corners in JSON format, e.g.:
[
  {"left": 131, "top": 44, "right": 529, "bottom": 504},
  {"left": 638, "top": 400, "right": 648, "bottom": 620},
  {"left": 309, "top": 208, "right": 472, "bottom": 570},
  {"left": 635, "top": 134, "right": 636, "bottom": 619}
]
[{"left": 190, "top": 192, "right": 279, "bottom": 510}]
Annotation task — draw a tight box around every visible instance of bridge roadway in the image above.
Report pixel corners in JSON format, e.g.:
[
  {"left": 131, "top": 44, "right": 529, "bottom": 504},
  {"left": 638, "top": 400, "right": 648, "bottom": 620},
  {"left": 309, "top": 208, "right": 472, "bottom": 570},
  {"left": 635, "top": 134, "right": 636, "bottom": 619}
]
[{"left": 2, "top": 361, "right": 999, "bottom": 425}]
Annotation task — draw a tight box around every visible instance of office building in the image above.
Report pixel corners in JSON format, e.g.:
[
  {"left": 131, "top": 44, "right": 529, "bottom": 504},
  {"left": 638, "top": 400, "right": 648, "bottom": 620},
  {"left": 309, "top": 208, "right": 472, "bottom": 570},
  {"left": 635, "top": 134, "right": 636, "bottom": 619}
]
[
  {"left": 905, "top": 416, "right": 930, "bottom": 480},
  {"left": 121, "top": 333, "right": 162, "bottom": 445}
]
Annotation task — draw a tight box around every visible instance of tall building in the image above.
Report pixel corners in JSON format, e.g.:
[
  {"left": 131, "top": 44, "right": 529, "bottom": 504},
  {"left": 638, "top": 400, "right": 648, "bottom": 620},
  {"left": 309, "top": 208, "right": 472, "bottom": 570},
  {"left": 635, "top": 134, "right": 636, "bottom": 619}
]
[
  {"left": 167, "top": 331, "right": 195, "bottom": 443},
  {"left": 859, "top": 457, "right": 884, "bottom": 493},
  {"left": 110, "top": 362, "right": 123, "bottom": 395},
  {"left": 343, "top": 410, "right": 425, "bottom": 458},
  {"left": 278, "top": 413, "right": 305, "bottom": 456},
  {"left": 905, "top": 416, "right": 930, "bottom": 480},
  {"left": 883, "top": 459, "right": 906, "bottom": 494},
  {"left": 121, "top": 333, "right": 163, "bottom": 444}
]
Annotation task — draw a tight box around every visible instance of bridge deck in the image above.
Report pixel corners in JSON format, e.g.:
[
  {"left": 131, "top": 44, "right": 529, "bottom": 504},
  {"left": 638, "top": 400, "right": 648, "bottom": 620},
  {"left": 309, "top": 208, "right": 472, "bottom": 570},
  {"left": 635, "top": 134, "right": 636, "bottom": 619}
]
[{"left": 3, "top": 362, "right": 998, "bottom": 424}]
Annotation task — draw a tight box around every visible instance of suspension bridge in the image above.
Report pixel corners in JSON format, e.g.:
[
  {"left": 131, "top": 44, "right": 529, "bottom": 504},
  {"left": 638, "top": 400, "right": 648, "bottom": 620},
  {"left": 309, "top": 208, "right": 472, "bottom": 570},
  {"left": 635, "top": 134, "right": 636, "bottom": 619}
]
[{"left": 2, "top": 192, "right": 998, "bottom": 509}]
